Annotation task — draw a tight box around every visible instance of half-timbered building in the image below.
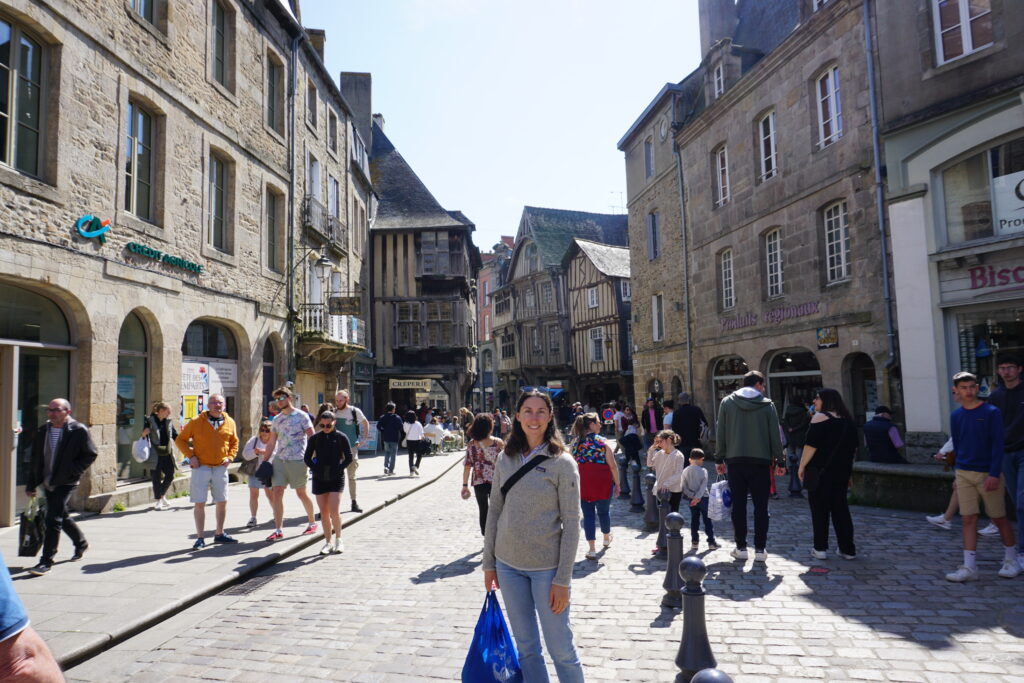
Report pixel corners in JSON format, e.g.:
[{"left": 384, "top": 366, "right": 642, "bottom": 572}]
[
  {"left": 562, "top": 239, "right": 633, "bottom": 408},
  {"left": 492, "top": 207, "right": 627, "bottom": 408},
  {"left": 369, "top": 117, "right": 481, "bottom": 414}
]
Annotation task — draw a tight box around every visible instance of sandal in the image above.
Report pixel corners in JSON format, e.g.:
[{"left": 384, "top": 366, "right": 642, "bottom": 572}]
[
  {"left": 602, "top": 534, "right": 613, "bottom": 549},
  {"left": 585, "top": 550, "right": 598, "bottom": 560}
]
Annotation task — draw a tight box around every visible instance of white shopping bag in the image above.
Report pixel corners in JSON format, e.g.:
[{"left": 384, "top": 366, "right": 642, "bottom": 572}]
[{"left": 708, "top": 478, "right": 732, "bottom": 521}]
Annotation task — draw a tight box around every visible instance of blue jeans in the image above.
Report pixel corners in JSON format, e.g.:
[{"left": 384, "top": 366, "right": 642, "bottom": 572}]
[
  {"left": 1004, "top": 449, "right": 1024, "bottom": 551},
  {"left": 689, "top": 496, "right": 715, "bottom": 543},
  {"left": 787, "top": 447, "right": 803, "bottom": 494},
  {"left": 382, "top": 441, "right": 399, "bottom": 472},
  {"left": 495, "top": 559, "right": 583, "bottom": 683},
  {"left": 580, "top": 497, "right": 611, "bottom": 541}
]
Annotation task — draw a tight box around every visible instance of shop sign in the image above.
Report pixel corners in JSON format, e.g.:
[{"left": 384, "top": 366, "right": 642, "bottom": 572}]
[
  {"left": 328, "top": 296, "right": 361, "bottom": 315},
  {"left": 75, "top": 215, "right": 111, "bottom": 244},
  {"left": 993, "top": 169, "right": 1024, "bottom": 234},
  {"left": 127, "top": 241, "right": 204, "bottom": 274},
  {"left": 389, "top": 378, "right": 432, "bottom": 391},
  {"left": 816, "top": 326, "right": 839, "bottom": 349},
  {"left": 208, "top": 361, "right": 238, "bottom": 391},
  {"left": 720, "top": 302, "right": 821, "bottom": 331},
  {"left": 353, "top": 362, "right": 373, "bottom": 380},
  {"left": 546, "top": 380, "right": 564, "bottom": 390},
  {"left": 967, "top": 264, "right": 1024, "bottom": 292}
]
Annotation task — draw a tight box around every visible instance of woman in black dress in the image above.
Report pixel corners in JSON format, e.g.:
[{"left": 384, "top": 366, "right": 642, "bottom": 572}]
[
  {"left": 798, "top": 388, "right": 858, "bottom": 560},
  {"left": 304, "top": 411, "right": 353, "bottom": 555}
]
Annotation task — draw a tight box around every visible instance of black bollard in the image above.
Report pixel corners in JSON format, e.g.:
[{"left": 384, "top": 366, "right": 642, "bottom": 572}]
[
  {"left": 617, "top": 453, "right": 632, "bottom": 499},
  {"left": 661, "top": 512, "right": 686, "bottom": 608},
  {"left": 654, "top": 492, "right": 670, "bottom": 556},
  {"left": 629, "top": 460, "right": 645, "bottom": 511},
  {"left": 643, "top": 472, "right": 659, "bottom": 531},
  {"left": 690, "top": 669, "right": 733, "bottom": 683},
  {"left": 675, "top": 556, "right": 717, "bottom": 683}
]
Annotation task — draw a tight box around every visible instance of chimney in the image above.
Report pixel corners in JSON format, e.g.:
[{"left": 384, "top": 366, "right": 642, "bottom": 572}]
[
  {"left": 306, "top": 28, "right": 325, "bottom": 60},
  {"left": 698, "top": 0, "right": 737, "bottom": 58},
  {"left": 372, "top": 113, "right": 385, "bottom": 132},
  {"left": 340, "top": 72, "right": 372, "bottom": 146}
]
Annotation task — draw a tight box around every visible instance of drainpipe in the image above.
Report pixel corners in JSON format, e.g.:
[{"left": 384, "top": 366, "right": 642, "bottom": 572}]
[
  {"left": 286, "top": 32, "right": 303, "bottom": 383},
  {"left": 863, "top": 0, "right": 898, "bottom": 371},
  {"left": 672, "top": 126, "right": 694, "bottom": 396}
]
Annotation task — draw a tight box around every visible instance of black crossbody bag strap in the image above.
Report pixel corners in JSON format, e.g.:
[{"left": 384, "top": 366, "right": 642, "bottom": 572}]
[{"left": 500, "top": 455, "right": 548, "bottom": 498}]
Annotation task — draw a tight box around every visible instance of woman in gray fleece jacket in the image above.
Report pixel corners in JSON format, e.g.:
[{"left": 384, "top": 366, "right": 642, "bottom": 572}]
[{"left": 483, "top": 390, "right": 584, "bottom": 682}]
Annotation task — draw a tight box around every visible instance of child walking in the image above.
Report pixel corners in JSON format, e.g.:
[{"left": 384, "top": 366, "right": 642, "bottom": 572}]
[{"left": 681, "top": 449, "right": 718, "bottom": 552}]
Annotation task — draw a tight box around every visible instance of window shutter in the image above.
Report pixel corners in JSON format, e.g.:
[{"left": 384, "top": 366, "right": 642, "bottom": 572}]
[{"left": 646, "top": 214, "right": 654, "bottom": 259}]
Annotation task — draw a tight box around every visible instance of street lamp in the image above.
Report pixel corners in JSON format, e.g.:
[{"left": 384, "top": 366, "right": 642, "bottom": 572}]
[{"left": 313, "top": 254, "right": 332, "bottom": 283}]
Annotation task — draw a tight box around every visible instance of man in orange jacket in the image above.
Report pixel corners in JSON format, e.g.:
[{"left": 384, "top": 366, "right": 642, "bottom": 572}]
[{"left": 175, "top": 394, "right": 239, "bottom": 550}]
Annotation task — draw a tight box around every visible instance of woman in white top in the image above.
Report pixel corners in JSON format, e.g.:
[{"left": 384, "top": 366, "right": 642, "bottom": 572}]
[
  {"left": 241, "top": 419, "right": 275, "bottom": 528},
  {"left": 423, "top": 416, "right": 446, "bottom": 452},
  {"left": 403, "top": 410, "right": 426, "bottom": 476}
]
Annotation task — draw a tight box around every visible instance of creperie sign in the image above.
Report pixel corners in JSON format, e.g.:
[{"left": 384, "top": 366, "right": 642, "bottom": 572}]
[{"left": 969, "top": 265, "right": 1024, "bottom": 291}]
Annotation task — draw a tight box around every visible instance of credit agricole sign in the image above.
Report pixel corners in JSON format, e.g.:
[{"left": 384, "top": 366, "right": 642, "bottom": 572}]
[{"left": 127, "top": 242, "right": 204, "bottom": 274}]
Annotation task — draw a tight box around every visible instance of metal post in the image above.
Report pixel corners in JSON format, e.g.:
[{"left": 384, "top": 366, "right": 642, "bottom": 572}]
[
  {"left": 655, "top": 493, "right": 670, "bottom": 557},
  {"left": 643, "top": 472, "right": 659, "bottom": 531},
  {"left": 675, "top": 556, "right": 717, "bottom": 683},
  {"left": 661, "top": 512, "right": 685, "bottom": 608},
  {"left": 690, "top": 669, "right": 733, "bottom": 683},
  {"left": 629, "top": 460, "right": 645, "bottom": 511}
]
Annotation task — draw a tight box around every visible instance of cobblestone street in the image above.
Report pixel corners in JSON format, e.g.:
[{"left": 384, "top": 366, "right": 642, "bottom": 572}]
[{"left": 64, "top": 463, "right": 1024, "bottom": 682}]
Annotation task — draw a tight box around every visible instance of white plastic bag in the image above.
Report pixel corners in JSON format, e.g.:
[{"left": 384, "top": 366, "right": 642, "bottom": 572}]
[
  {"left": 708, "top": 478, "right": 732, "bottom": 521},
  {"left": 131, "top": 437, "right": 151, "bottom": 463}
]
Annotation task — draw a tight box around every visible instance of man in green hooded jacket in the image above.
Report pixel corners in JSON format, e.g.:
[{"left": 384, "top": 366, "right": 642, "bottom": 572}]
[{"left": 715, "top": 371, "right": 784, "bottom": 563}]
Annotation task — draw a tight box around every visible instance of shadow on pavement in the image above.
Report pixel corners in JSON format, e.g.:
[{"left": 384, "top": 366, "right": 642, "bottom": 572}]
[{"left": 411, "top": 550, "right": 482, "bottom": 584}]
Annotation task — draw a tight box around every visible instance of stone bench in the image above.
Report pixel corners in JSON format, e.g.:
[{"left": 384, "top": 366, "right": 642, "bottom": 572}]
[{"left": 850, "top": 461, "right": 953, "bottom": 512}]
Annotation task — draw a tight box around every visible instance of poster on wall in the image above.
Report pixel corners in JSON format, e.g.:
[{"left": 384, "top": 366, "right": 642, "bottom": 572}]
[
  {"left": 208, "top": 361, "right": 238, "bottom": 394},
  {"left": 184, "top": 395, "right": 199, "bottom": 421},
  {"left": 363, "top": 421, "right": 379, "bottom": 451},
  {"left": 994, "top": 169, "right": 1024, "bottom": 235}
]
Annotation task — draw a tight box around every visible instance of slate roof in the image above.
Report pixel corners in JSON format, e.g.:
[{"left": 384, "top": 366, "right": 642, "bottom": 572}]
[
  {"left": 519, "top": 207, "right": 628, "bottom": 268},
  {"left": 369, "top": 120, "right": 466, "bottom": 231},
  {"left": 620, "top": 0, "right": 799, "bottom": 145},
  {"left": 569, "top": 238, "right": 630, "bottom": 279}
]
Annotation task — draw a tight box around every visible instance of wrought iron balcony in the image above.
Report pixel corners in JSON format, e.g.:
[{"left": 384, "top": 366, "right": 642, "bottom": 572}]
[
  {"left": 327, "top": 214, "right": 348, "bottom": 253},
  {"left": 298, "top": 304, "right": 366, "bottom": 348},
  {"left": 303, "top": 196, "right": 327, "bottom": 240}
]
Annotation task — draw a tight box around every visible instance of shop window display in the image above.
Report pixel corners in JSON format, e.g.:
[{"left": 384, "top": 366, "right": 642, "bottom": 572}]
[
  {"left": 943, "top": 136, "right": 1024, "bottom": 245},
  {"left": 956, "top": 307, "right": 1024, "bottom": 398},
  {"left": 712, "top": 356, "right": 749, "bottom": 406}
]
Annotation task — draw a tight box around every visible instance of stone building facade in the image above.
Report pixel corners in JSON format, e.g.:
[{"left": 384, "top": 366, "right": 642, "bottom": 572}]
[
  {"left": 0, "top": 0, "right": 368, "bottom": 525},
  {"left": 878, "top": 0, "right": 1024, "bottom": 443},
  {"left": 471, "top": 238, "right": 512, "bottom": 412},
  {"left": 620, "top": 0, "right": 897, "bottom": 428}
]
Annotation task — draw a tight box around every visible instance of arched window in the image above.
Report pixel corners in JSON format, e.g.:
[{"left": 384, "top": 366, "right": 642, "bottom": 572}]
[
  {"left": 262, "top": 339, "right": 276, "bottom": 418},
  {"left": 181, "top": 320, "right": 237, "bottom": 359},
  {"left": 767, "top": 349, "right": 821, "bottom": 405},
  {"left": 0, "top": 282, "right": 69, "bottom": 344},
  {"left": 117, "top": 312, "right": 148, "bottom": 479},
  {"left": 712, "top": 356, "right": 748, "bottom": 405}
]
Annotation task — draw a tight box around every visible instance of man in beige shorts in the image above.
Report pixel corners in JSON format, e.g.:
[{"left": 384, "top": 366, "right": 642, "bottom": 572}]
[{"left": 945, "top": 372, "right": 1020, "bottom": 582}]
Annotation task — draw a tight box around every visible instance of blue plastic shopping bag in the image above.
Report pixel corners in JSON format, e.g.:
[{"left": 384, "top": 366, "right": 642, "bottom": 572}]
[{"left": 462, "top": 590, "right": 523, "bottom": 683}]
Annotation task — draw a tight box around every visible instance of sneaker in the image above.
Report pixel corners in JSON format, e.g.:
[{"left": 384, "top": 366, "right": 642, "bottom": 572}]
[
  {"left": 838, "top": 552, "right": 857, "bottom": 560},
  {"left": 266, "top": 530, "right": 283, "bottom": 542},
  {"left": 351, "top": 503, "right": 363, "bottom": 513},
  {"left": 810, "top": 549, "right": 827, "bottom": 560},
  {"left": 945, "top": 565, "right": 978, "bottom": 582},
  {"left": 707, "top": 540, "right": 720, "bottom": 550},
  {"left": 332, "top": 538, "right": 344, "bottom": 554},
  {"left": 754, "top": 550, "right": 768, "bottom": 563},
  {"left": 158, "top": 499, "right": 171, "bottom": 510},
  {"left": 28, "top": 562, "right": 51, "bottom": 576},
  {"left": 302, "top": 523, "right": 319, "bottom": 535},
  {"left": 192, "top": 538, "right": 206, "bottom": 550},
  {"left": 213, "top": 533, "right": 238, "bottom": 544},
  {"left": 688, "top": 543, "right": 698, "bottom": 553},
  {"left": 926, "top": 514, "right": 952, "bottom": 530},
  {"left": 998, "top": 560, "right": 1021, "bottom": 578},
  {"left": 412, "top": 467, "right": 420, "bottom": 476},
  {"left": 320, "top": 542, "right": 333, "bottom": 556},
  {"left": 585, "top": 550, "right": 598, "bottom": 560},
  {"left": 71, "top": 542, "right": 88, "bottom": 561},
  {"left": 979, "top": 522, "right": 999, "bottom": 536},
  {"left": 246, "top": 516, "right": 258, "bottom": 528},
  {"left": 730, "top": 548, "right": 748, "bottom": 561}
]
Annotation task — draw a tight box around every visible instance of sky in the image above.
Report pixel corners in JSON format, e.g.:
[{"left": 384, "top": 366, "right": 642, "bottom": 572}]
[{"left": 300, "top": 0, "right": 703, "bottom": 253}]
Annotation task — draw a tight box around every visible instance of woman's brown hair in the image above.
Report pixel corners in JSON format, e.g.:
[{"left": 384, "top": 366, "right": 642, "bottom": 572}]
[
  {"left": 504, "top": 390, "right": 565, "bottom": 458},
  {"left": 570, "top": 412, "right": 600, "bottom": 443},
  {"left": 468, "top": 413, "right": 494, "bottom": 442}
]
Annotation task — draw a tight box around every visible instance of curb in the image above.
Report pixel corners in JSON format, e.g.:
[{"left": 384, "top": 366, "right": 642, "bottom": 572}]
[{"left": 60, "top": 452, "right": 465, "bottom": 670}]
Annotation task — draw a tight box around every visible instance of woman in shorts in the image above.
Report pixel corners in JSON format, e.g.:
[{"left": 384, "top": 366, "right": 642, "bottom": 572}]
[{"left": 304, "top": 411, "right": 353, "bottom": 554}]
